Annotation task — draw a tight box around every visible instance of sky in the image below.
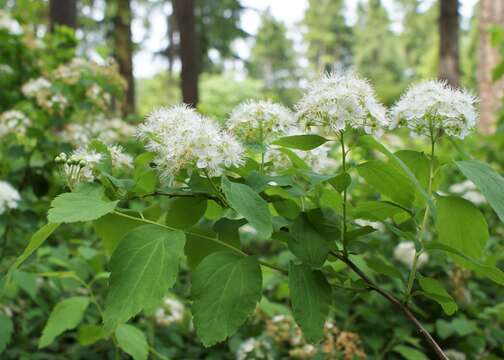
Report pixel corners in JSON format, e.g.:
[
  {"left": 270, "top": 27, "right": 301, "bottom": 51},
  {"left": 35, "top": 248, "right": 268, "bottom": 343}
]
[{"left": 132, "top": 0, "right": 479, "bottom": 78}]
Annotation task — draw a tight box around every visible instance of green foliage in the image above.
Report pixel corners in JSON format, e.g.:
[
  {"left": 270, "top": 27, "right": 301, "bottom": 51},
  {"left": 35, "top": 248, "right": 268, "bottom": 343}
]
[
  {"left": 39, "top": 297, "right": 90, "bottom": 348},
  {"left": 115, "top": 324, "right": 149, "bottom": 360},
  {"left": 288, "top": 215, "right": 329, "bottom": 268},
  {"left": 191, "top": 251, "right": 262, "bottom": 346},
  {"left": 456, "top": 160, "right": 504, "bottom": 223},
  {"left": 418, "top": 276, "right": 458, "bottom": 315},
  {"left": 272, "top": 134, "right": 328, "bottom": 150},
  {"left": 47, "top": 184, "right": 118, "bottom": 223},
  {"left": 103, "top": 225, "right": 185, "bottom": 331},
  {"left": 288, "top": 263, "right": 331, "bottom": 343},
  {"left": 436, "top": 196, "right": 489, "bottom": 262},
  {"left": 0, "top": 315, "right": 13, "bottom": 354},
  {"left": 221, "top": 177, "right": 273, "bottom": 239}
]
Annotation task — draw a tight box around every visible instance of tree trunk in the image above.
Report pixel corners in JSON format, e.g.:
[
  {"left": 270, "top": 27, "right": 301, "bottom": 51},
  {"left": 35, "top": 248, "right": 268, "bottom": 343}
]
[
  {"left": 439, "top": 0, "right": 460, "bottom": 87},
  {"left": 479, "top": 0, "right": 504, "bottom": 134},
  {"left": 173, "top": 0, "right": 199, "bottom": 107},
  {"left": 111, "top": 0, "right": 136, "bottom": 115},
  {"left": 49, "top": 0, "right": 77, "bottom": 32}
]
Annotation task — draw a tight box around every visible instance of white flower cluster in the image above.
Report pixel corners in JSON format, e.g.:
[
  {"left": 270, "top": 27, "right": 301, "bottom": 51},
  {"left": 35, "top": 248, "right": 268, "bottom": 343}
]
[
  {"left": 236, "top": 338, "right": 274, "bottom": 360},
  {"left": 138, "top": 105, "right": 244, "bottom": 180},
  {"left": 296, "top": 72, "right": 388, "bottom": 136},
  {"left": 449, "top": 180, "right": 486, "bottom": 205},
  {"left": 0, "top": 181, "right": 21, "bottom": 214},
  {"left": 391, "top": 80, "right": 477, "bottom": 139},
  {"left": 0, "top": 11, "right": 22, "bottom": 34},
  {"left": 86, "top": 84, "right": 111, "bottom": 110},
  {"left": 228, "top": 100, "right": 295, "bottom": 145},
  {"left": 393, "top": 241, "right": 429, "bottom": 269},
  {"left": 0, "top": 110, "right": 31, "bottom": 138},
  {"left": 59, "top": 117, "right": 135, "bottom": 147},
  {"left": 154, "top": 297, "right": 185, "bottom": 326},
  {"left": 267, "top": 142, "right": 338, "bottom": 174},
  {"left": 56, "top": 145, "right": 132, "bottom": 188},
  {"left": 22, "top": 77, "right": 68, "bottom": 114}
]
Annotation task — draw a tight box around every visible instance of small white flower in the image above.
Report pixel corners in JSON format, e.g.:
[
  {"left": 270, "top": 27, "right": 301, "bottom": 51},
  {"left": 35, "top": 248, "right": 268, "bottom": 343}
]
[
  {"left": 393, "top": 241, "right": 428, "bottom": 269},
  {"left": 0, "top": 110, "right": 31, "bottom": 138},
  {"left": 228, "top": 100, "right": 296, "bottom": 145},
  {"left": 0, "top": 11, "right": 22, "bottom": 34},
  {"left": 64, "top": 148, "right": 103, "bottom": 183},
  {"left": 296, "top": 72, "right": 389, "bottom": 136},
  {"left": 0, "top": 181, "right": 21, "bottom": 214},
  {"left": 391, "top": 80, "right": 478, "bottom": 139},
  {"left": 155, "top": 296, "right": 185, "bottom": 326},
  {"left": 138, "top": 105, "right": 244, "bottom": 181},
  {"left": 21, "top": 77, "right": 51, "bottom": 97},
  {"left": 108, "top": 145, "right": 133, "bottom": 168}
]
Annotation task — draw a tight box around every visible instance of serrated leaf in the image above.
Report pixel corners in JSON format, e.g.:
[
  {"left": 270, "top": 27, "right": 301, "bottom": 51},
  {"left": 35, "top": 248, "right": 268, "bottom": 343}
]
[
  {"left": 48, "top": 184, "right": 118, "bottom": 223},
  {"left": 273, "top": 134, "right": 328, "bottom": 150},
  {"left": 0, "top": 314, "right": 13, "bottom": 354},
  {"left": 357, "top": 160, "right": 415, "bottom": 207},
  {"left": 289, "top": 263, "right": 331, "bottom": 343},
  {"left": 165, "top": 196, "right": 207, "bottom": 229},
  {"left": 456, "top": 160, "right": 504, "bottom": 223},
  {"left": 103, "top": 225, "right": 185, "bottom": 331},
  {"left": 436, "top": 196, "right": 488, "bottom": 263},
  {"left": 221, "top": 177, "right": 273, "bottom": 239},
  {"left": 191, "top": 251, "right": 262, "bottom": 346},
  {"left": 418, "top": 276, "right": 458, "bottom": 315},
  {"left": 39, "top": 297, "right": 90, "bottom": 348},
  {"left": 288, "top": 215, "right": 328, "bottom": 268},
  {"left": 115, "top": 324, "right": 148, "bottom": 360},
  {"left": 11, "top": 222, "right": 60, "bottom": 270}
]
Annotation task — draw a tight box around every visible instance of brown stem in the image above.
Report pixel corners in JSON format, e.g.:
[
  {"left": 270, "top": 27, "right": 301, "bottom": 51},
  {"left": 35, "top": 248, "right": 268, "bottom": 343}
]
[{"left": 330, "top": 251, "right": 448, "bottom": 360}]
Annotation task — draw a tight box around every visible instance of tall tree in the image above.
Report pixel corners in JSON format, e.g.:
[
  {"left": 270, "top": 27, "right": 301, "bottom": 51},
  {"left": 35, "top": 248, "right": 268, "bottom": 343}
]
[
  {"left": 479, "top": 0, "right": 504, "bottom": 134},
  {"left": 353, "top": 0, "right": 406, "bottom": 103},
  {"left": 302, "top": 0, "right": 352, "bottom": 73},
  {"left": 438, "top": 0, "right": 460, "bottom": 86},
  {"left": 173, "top": 0, "right": 199, "bottom": 106},
  {"left": 49, "top": 0, "right": 77, "bottom": 32},
  {"left": 248, "top": 11, "right": 300, "bottom": 105},
  {"left": 110, "top": 0, "right": 135, "bottom": 115}
]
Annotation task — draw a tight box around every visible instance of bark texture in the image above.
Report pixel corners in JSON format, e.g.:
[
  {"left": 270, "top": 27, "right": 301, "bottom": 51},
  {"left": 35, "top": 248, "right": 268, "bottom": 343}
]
[
  {"left": 111, "top": 0, "right": 136, "bottom": 115},
  {"left": 173, "top": 0, "right": 199, "bottom": 107},
  {"left": 439, "top": 0, "right": 460, "bottom": 87},
  {"left": 479, "top": 0, "right": 504, "bottom": 134},
  {"left": 49, "top": 0, "right": 77, "bottom": 32}
]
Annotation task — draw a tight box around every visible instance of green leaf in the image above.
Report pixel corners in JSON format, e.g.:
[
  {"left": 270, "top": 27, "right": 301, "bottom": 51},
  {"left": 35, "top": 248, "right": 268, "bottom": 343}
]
[
  {"left": 165, "top": 196, "right": 207, "bottom": 229},
  {"left": 0, "top": 314, "right": 13, "bottom": 354},
  {"left": 357, "top": 160, "right": 415, "bottom": 207},
  {"left": 353, "top": 201, "right": 409, "bottom": 221},
  {"left": 115, "top": 324, "right": 148, "bottom": 360},
  {"left": 288, "top": 263, "right": 331, "bottom": 343},
  {"left": 276, "top": 148, "right": 310, "bottom": 169},
  {"left": 185, "top": 219, "right": 243, "bottom": 269},
  {"left": 103, "top": 225, "right": 185, "bottom": 331},
  {"left": 366, "top": 257, "right": 403, "bottom": 280},
  {"left": 11, "top": 270, "right": 38, "bottom": 299},
  {"left": 191, "top": 251, "right": 262, "bottom": 347},
  {"left": 133, "top": 152, "right": 158, "bottom": 195},
  {"left": 39, "top": 297, "right": 90, "bottom": 348},
  {"left": 288, "top": 215, "right": 329, "bottom": 268},
  {"left": 273, "top": 134, "right": 328, "bottom": 150},
  {"left": 11, "top": 222, "right": 60, "bottom": 270},
  {"left": 436, "top": 196, "right": 488, "bottom": 262},
  {"left": 424, "top": 242, "right": 504, "bottom": 285},
  {"left": 328, "top": 172, "right": 351, "bottom": 192},
  {"left": 48, "top": 184, "right": 118, "bottom": 223},
  {"left": 93, "top": 213, "right": 143, "bottom": 255},
  {"left": 358, "top": 135, "right": 435, "bottom": 217},
  {"left": 418, "top": 276, "right": 458, "bottom": 315},
  {"left": 456, "top": 160, "right": 504, "bottom": 223},
  {"left": 221, "top": 177, "right": 273, "bottom": 239},
  {"left": 77, "top": 324, "right": 106, "bottom": 346},
  {"left": 436, "top": 317, "right": 478, "bottom": 339},
  {"left": 393, "top": 345, "right": 429, "bottom": 360}
]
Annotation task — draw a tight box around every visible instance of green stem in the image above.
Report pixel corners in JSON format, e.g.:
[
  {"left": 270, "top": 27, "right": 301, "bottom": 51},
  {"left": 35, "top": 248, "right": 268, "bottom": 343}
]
[
  {"left": 203, "top": 169, "right": 228, "bottom": 207},
  {"left": 112, "top": 210, "right": 287, "bottom": 275},
  {"left": 340, "top": 131, "right": 349, "bottom": 256},
  {"left": 405, "top": 132, "right": 436, "bottom": 299}
]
